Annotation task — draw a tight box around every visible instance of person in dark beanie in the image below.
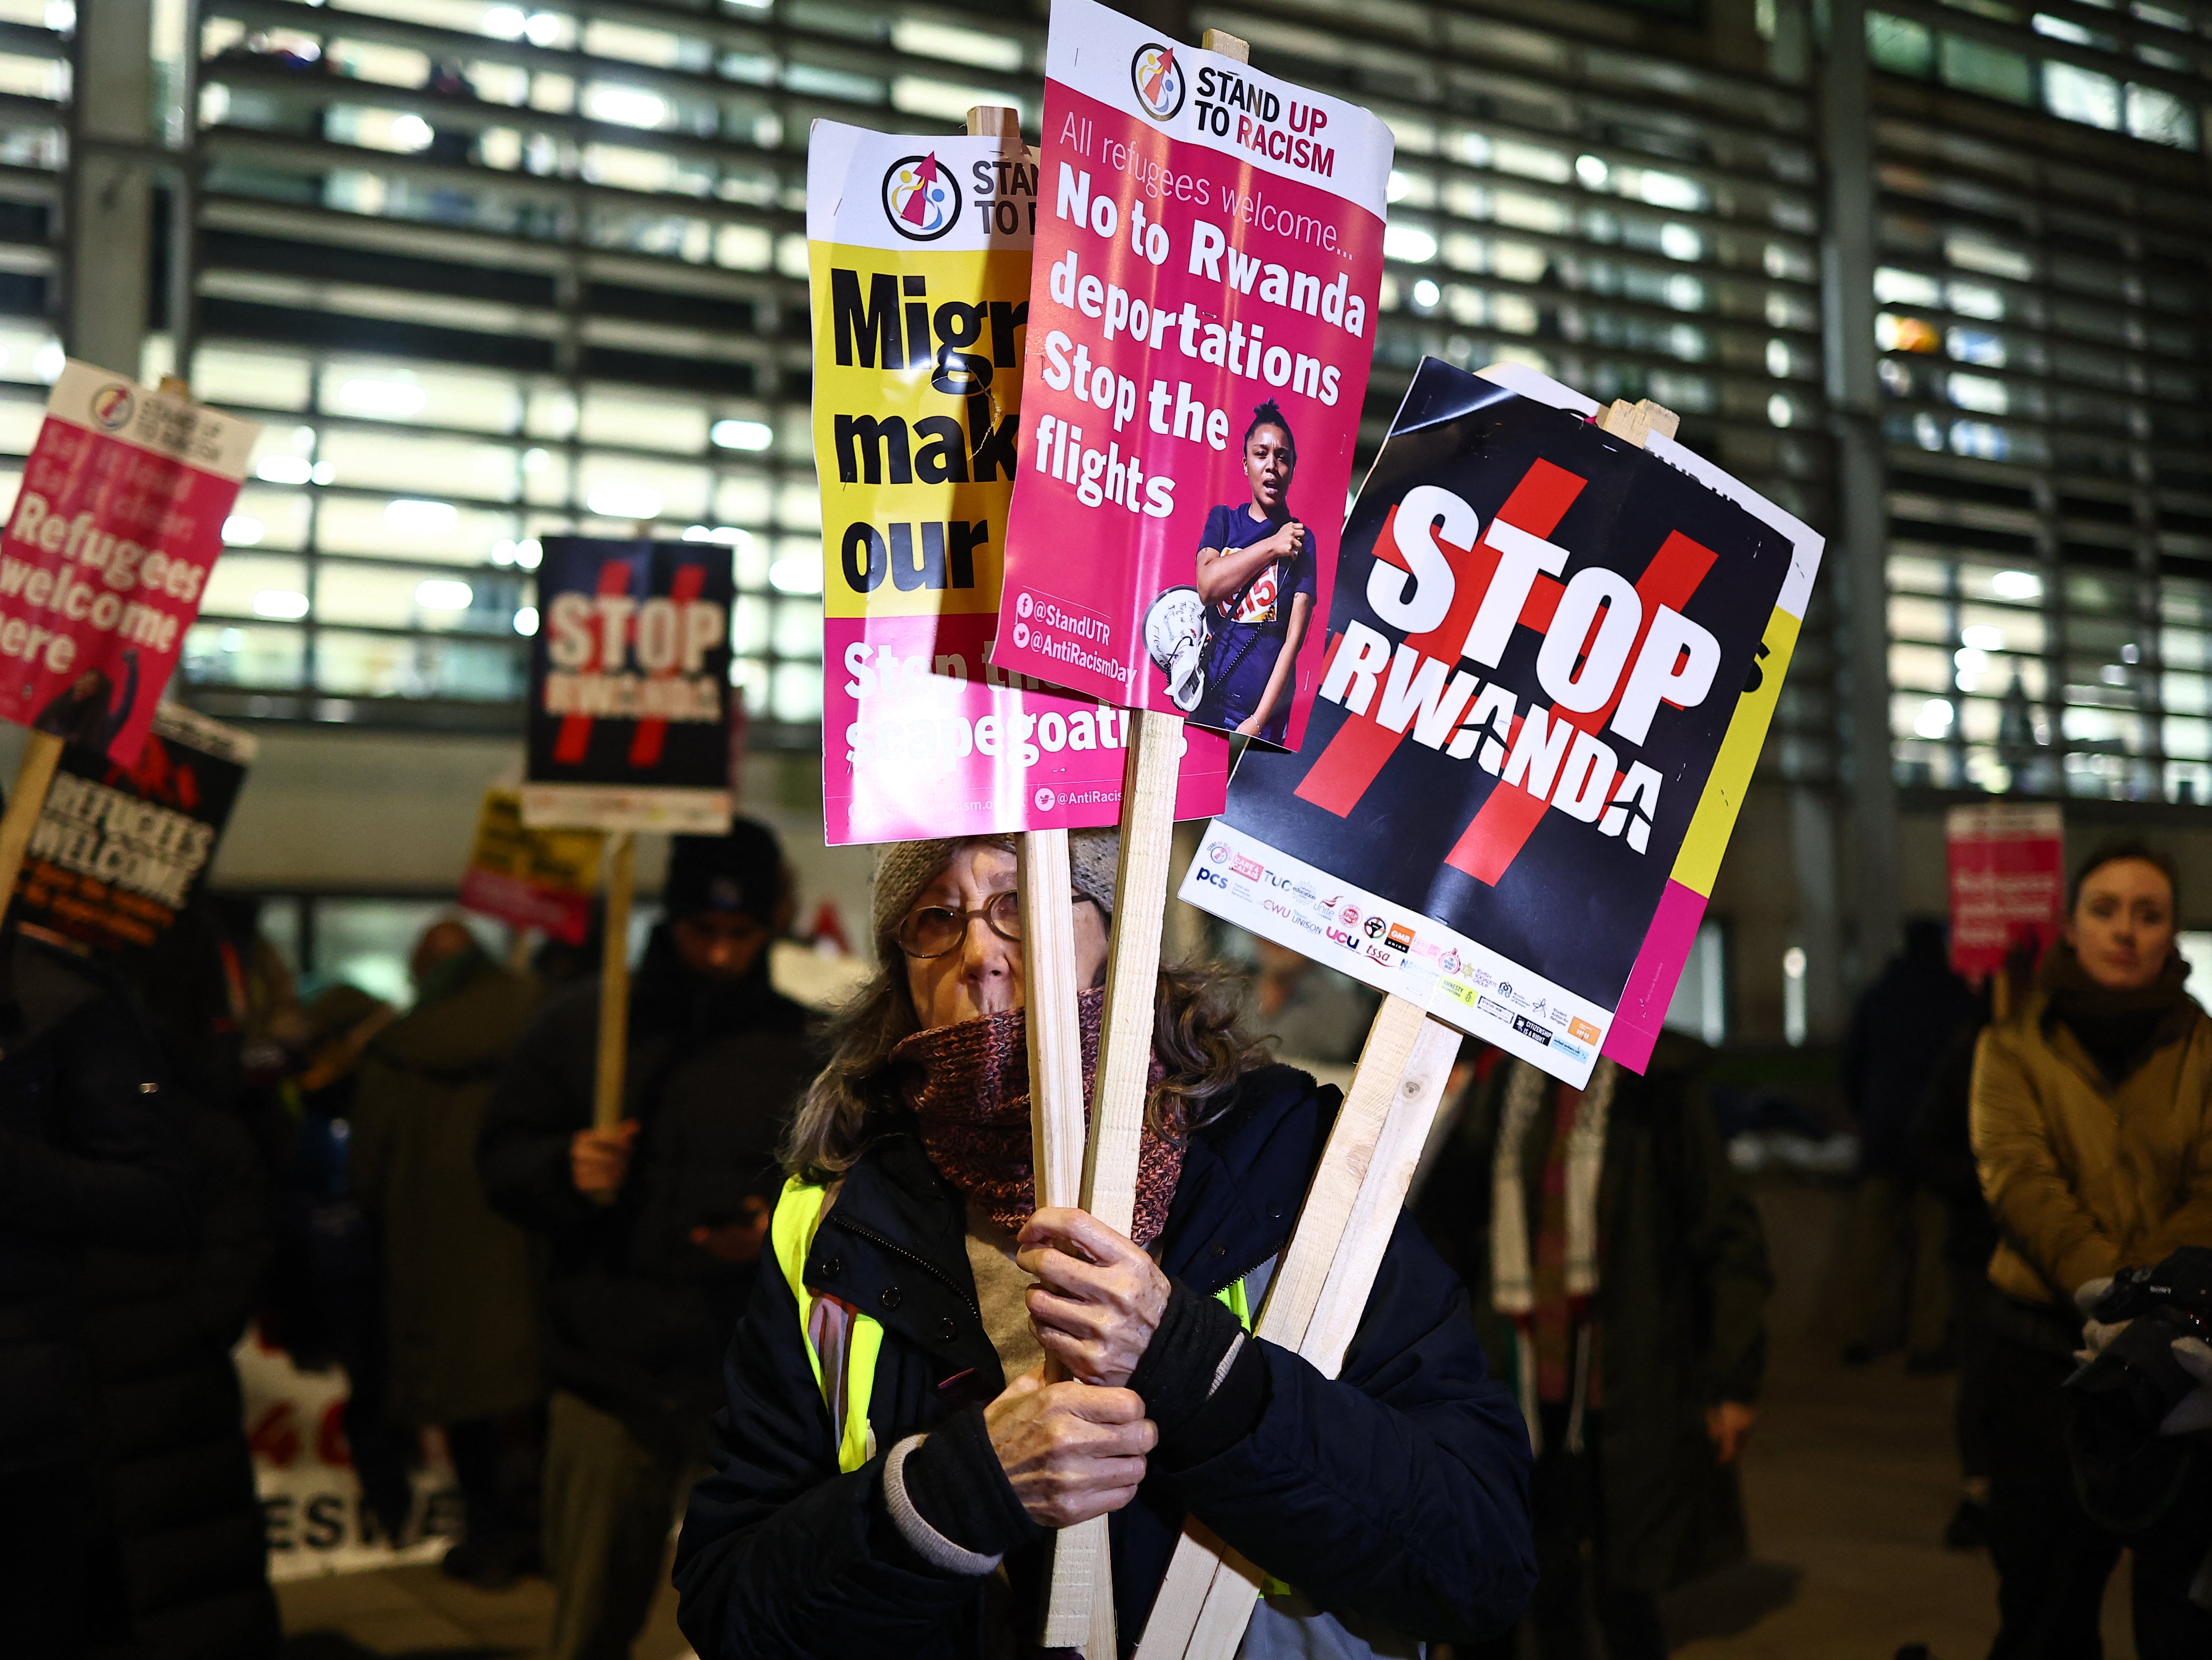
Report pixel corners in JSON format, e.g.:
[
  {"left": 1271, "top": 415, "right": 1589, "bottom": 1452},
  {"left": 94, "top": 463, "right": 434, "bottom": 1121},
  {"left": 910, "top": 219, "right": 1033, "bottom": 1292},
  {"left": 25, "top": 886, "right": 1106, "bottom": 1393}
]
[
  {"left": 480, "top": 819, "right": 814, "bottom": 1660},
  {"left": 0, "top": 926, "right": 194, "bottom": 1658},
  {"left": 351, "top": 919, "right": 545, "bottom": 1587}
]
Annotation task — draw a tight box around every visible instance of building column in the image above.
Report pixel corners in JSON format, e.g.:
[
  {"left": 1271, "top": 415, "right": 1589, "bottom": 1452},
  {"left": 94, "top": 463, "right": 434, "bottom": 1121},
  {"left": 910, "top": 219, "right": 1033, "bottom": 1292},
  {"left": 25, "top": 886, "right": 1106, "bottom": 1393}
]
[
  {"left": 68, "top": 0, "right": 156, "bottom": 378},
  {"left": 1820, "top": 0, "right": 1902, "bottom": 987}
]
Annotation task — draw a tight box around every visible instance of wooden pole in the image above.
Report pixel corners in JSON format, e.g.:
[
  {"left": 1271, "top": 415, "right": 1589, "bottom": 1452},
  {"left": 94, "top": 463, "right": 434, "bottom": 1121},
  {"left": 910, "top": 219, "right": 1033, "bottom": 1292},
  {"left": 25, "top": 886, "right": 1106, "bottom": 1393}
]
[
  {"left": 0, "top": 731, "right": 64, "bottom": 933},
  {"left": 1021, "top": 827, "right": 1087, "bottom": 1218},
  {"left": 593, "top": 830, "right": 635, "bottom": 1135},
  {"left": 1138, "top": 397, "right": 1676, "bottom": 1660},
  {"left": 961, "top": 98, "right": 1112, "bottom": 1655},
  {"left": 1149, "top": 1011, "right": 1463, "bottom": 1657}
]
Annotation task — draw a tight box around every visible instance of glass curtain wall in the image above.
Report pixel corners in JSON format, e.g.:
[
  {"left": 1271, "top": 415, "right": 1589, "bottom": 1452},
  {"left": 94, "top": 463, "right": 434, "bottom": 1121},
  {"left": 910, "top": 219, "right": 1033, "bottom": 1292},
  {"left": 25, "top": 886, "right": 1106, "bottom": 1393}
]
[{"left": 1865, "top": 0, "right": 2212, "bottom": 801}]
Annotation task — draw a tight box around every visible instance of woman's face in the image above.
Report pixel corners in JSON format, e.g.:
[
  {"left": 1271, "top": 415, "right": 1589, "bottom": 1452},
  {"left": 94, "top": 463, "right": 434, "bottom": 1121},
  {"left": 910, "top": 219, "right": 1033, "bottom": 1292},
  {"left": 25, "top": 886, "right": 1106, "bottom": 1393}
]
[
  {"left": 1243, "top": 424, "right": 1294, "bottom": 514},
  {"left": 2066, "top": 857, "right": 2176, "bottom": 992},
  {"left": 903, "top": 844, "right": 1111, "bottom": 1030}
]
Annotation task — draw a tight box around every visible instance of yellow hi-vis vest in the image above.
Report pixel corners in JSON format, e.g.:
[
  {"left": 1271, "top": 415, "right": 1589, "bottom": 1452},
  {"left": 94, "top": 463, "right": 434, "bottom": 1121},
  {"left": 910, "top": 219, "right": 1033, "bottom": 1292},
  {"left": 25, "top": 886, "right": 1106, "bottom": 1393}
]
[{"left": 770, "top": 1176, "right": 1253, "bottom": 1475}]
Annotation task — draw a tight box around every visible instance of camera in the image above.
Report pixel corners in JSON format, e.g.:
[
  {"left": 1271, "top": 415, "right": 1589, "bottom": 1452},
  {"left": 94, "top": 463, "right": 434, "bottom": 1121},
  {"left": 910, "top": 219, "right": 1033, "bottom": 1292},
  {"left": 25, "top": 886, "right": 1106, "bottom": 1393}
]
[{"left": 2064, "top": 1247, "right": 2212, "bottom": 1529}]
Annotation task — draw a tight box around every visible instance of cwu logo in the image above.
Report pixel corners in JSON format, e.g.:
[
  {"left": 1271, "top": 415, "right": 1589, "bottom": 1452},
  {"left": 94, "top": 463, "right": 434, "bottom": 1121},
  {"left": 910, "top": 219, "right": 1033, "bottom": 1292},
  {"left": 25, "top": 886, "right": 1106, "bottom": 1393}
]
[
  {"left": 1130, "top": 42, "right": 1186, "bottom": 121},
  {"left": 881, "top": 152, "right": 961, "bottom": 242}
]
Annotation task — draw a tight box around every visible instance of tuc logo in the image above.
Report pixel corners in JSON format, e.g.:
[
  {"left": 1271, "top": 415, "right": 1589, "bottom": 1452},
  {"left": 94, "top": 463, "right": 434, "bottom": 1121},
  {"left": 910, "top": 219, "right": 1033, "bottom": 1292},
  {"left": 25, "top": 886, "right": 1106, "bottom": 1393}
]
[
  {"left": 1130, "top": 42, "right": 1186, "bottom": 121},
  {"left": 881, "top": 152, "right": 961, "bottom": 241}
]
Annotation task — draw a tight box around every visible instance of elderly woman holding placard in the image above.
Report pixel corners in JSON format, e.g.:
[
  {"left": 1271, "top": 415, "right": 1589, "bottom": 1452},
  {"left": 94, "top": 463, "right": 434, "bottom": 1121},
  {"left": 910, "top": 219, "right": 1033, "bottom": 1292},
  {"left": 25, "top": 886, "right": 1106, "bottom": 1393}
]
[{"left": 672, "top": 830, "right": 1534, "bottom": 1657}]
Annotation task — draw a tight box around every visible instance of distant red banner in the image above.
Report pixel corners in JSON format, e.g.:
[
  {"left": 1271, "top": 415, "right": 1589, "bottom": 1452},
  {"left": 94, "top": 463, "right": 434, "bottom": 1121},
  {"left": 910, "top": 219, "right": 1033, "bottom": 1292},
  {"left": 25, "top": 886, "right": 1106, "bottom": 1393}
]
[{"left": 1946, "top": 802, "right": 2064, "bottom": 978}]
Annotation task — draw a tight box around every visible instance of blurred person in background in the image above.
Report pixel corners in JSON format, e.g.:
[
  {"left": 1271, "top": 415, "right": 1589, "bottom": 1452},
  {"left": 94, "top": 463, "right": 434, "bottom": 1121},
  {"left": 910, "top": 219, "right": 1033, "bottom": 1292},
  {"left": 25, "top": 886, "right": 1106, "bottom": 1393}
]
[
  {"left": 481, "top": 820, "right": 812, "bottom": 1660},
  {"left": 1241, "top": 935, "right": 1380, "bottom": 1066},
  {"left": 71, "top": 896, "right": 283, "bottom": 1659},
  {"left": 350, "top": 918, "right": 545, "bottom": 1586},
  {"left": 1417, "top": 1036, "right": 1772, "bottom": 1660},
  {"left": 1972, "top": 839, "right": 2212, "bottom": 1657},
  {"left": 0, "top": 922, "right": 196, "bottom": 1658},
  {"left": 1839, "top": 917, "right": 1978, "bottom": 1369},
  {"left": 1911, "top": 945, "right": 2039, "bottom": 1553}
]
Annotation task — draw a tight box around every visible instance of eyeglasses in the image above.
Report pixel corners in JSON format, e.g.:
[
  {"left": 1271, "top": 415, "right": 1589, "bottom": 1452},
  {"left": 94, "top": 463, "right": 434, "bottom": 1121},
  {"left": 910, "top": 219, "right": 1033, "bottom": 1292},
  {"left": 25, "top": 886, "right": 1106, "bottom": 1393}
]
[{"left": 895, "top": 890, "right": 1095, "bottom": 959}]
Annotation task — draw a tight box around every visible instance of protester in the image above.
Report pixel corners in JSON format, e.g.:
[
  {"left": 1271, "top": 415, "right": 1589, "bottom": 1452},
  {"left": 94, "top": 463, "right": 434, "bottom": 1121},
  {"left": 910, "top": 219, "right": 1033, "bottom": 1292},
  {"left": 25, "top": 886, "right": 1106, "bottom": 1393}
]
[
  {"left": 671, "top": 830, "right": 1535, "bottom": 1657},
  {"left": 1416, "top": 1036, "right": 1772, "bottom": 1660},
  {"left": 481, "top": 820, "right": 813, "bottom": 1660},
  {"left": 1914, "top": 994, "right": 2001, "bottom": 1550},
  {"left": 0, "top": 927, "right": 197, "bottom": 1658},
  {"left": 1971, "top": 839, "right": 2212, "bottom": 1656},
  {"left": 1839, "top": 918, "right": 1977, "bottom": 1367},
  {"left": 350, "top": 919, "right": 545, "bottom": 1586},
  {"left": 1241, "top": 935, "right": 1379, "bottom": 1065},
  {"left": 70, "top": 898, "right": 283, "bottom": 1660}
]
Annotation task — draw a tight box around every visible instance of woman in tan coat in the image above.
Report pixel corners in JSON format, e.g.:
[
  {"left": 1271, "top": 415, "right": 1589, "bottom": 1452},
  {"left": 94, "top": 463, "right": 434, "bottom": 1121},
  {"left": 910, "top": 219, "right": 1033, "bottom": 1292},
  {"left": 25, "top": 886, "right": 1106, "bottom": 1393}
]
[{"left": 1971, "top": 839, "right": 2212, "bottom": 1658}]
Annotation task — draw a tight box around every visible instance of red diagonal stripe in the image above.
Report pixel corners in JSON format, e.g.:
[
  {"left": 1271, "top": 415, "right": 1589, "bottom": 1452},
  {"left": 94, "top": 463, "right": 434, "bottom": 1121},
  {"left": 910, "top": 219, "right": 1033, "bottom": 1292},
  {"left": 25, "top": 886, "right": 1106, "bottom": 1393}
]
[
  {"left": 1443, "top": 529, "right": 1720, "bottom": 886},
  {"left": 1293, "top": 459, "right": 1587, "bottom": 818},
  {"left": 628, "top": 561, "right": 710, "bottom": 769},
  {"left": 554, "top": 560, "right": 638, "bottom": 766}
]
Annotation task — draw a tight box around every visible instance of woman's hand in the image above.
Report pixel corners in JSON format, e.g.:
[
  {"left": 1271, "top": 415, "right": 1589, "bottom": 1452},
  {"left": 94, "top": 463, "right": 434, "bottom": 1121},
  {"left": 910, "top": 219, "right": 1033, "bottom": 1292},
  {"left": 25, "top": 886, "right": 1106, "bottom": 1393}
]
[
  {"left": 1234, "top": 714, "right": 1267, "bottom": 737},
  {"left": 984, "top": 1370, "right": 1156, "bottom": 1527},
  {"left": 1264, "top": 521, "right": 1306, "bottom": 563},
  {"left": 1018, "top": 1207, "right": 1170, "bottom": 1387}
]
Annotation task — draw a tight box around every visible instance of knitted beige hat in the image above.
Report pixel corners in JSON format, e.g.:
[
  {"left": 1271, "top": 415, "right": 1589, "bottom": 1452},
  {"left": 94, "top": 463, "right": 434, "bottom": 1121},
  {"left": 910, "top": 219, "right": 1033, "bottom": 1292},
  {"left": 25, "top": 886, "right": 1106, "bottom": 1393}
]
[{"left": 872, "top": 829, "right": 1120, "bottom": 943}]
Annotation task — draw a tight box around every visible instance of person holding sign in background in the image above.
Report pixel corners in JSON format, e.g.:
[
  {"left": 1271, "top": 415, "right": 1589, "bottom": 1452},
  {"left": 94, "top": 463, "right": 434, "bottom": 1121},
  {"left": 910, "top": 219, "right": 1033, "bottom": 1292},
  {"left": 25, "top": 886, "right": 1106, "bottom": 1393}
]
[
  {"left": 1193, "top": 403, "right": 1315, "bottom": 744},
  {"left": 671, "top": 832, "right": 1535, "bottom": 1659}
]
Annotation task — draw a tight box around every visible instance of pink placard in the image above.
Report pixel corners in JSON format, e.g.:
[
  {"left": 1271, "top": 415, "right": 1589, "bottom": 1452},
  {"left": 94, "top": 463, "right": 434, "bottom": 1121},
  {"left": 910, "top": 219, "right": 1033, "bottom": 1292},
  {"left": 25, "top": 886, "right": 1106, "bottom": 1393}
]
[
  {"left": 990, "top": 0, "right": 1391, "bottom": 748},
  {"left": 0, "top": 363, "right": 257, "bottom": 765}
]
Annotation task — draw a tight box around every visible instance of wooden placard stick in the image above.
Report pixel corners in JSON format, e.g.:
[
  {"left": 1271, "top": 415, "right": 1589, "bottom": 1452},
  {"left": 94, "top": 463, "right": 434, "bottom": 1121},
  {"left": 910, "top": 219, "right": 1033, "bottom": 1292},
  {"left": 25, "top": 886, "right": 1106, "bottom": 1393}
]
[
  {"left": 0, "top": 730, "right": 64, "bottom": 933},
  {"left": 1134, "top": 991, "right": 1432, "bottom": 1658},
  {"left": 1166, "top": 1016, "right": 1463, "bottom": 1658},
  {"left": 593, "top": 830, "right": 635, "bottom": 1136},
  {"left": 959, "top": 98, "right": 1114, "bottom": 1655},
  {"left": 1037, "top": 704, "right": 1182, "bottom": 1653}
]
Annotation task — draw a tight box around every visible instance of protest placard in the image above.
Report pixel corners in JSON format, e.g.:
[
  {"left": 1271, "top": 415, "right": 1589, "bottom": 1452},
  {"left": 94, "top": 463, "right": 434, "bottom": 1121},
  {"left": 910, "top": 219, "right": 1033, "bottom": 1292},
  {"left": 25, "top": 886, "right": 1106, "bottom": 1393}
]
[
  {"left": 12, "top": 701, "right": 255, "bottom": 954},
  {"left": 810, "top": 116, "right": 1228, "bottom": 842},
  {"left": 458, "top": 785, "right": 604, "bottom": 945},
  {"left": 0, "top": 363, "right": 257, "bottom": 766},
  {"left": 988, "top": 0, "right": 1390, "bottom": 750},
  {"left": 1946, "top": 802, "right": 2064, "bottom": 979},
  {"left": 523, "top": 534, "right": 738, "bottom": 1133},
  {"left": 1177, "top": 359, "right": 1825, "bottom": 1087},
  {"left": 521, "top": 535, "right": 736, "bottom": 834}
]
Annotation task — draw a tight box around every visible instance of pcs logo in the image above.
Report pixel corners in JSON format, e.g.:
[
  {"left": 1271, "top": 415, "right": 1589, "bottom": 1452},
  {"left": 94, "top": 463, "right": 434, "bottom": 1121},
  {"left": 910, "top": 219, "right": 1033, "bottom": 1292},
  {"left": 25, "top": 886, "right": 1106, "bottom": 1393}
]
[
  {"left": 1131, "top": 42, "right": 1186, "bottom": 121},
  {"left": 90, "top": 383, "right": 135, "bottom": 430},
  {"left": 882, "top": 152, "right": 962, "bottom": 242}
]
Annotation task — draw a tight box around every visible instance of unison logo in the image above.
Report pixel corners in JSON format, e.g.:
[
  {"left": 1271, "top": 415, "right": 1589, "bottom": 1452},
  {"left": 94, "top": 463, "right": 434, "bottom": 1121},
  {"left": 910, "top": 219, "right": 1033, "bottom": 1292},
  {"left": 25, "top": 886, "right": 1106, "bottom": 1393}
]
[
  {"left": 1130, "top": 43, "right": 1185, "bottom": 121},
  {"left": 881, "top": 153, "right": 961, "bottom": 241}
]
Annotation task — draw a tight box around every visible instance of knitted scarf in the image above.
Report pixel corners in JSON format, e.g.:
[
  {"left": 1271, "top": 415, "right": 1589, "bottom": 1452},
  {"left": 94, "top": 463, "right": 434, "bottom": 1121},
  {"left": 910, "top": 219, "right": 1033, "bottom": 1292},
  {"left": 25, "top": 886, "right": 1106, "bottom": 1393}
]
[
  {"left": 891, "top": 988, "right": 1185, "bottom": 1245},
  {"left": 2042, "top": 944, "right": 2195, "bottom": 1085}
]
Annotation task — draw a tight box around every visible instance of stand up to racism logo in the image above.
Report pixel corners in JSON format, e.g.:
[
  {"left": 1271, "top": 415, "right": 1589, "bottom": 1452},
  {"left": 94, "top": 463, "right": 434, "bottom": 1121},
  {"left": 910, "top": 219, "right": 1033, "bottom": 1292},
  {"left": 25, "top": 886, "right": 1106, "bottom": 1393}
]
[
  {"left": 90, "top": 383, "right": 135, "bottom": 430},
  {"left": 880, "top": 152, "right": 962, "bottom": 241},
  {"left": 1130, "top": 42, "right": 1186, "bottom": 119}
]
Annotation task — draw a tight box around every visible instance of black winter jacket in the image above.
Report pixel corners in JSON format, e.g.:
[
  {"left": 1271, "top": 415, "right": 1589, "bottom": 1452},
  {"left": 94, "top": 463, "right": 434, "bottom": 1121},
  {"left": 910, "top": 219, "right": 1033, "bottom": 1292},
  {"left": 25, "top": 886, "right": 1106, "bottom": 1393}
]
[
  {"left": 84, "top": 1099, "right": 278, "bottom": 1659},
  {"left": 478, "top": 932, "right": 815, "bottom": 1455},
  {"left": 672, "top": 1063, "right": 1535, "bottom": 1658},
  {"left": 0, "top": 935, "right": 193, "bottom": 1477}
]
